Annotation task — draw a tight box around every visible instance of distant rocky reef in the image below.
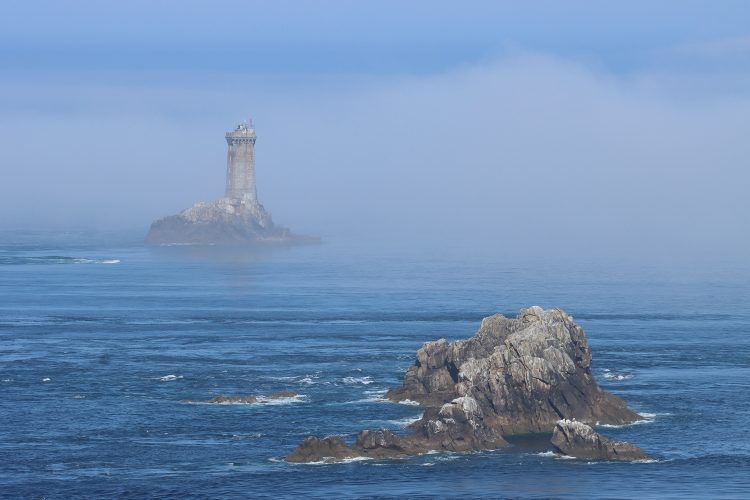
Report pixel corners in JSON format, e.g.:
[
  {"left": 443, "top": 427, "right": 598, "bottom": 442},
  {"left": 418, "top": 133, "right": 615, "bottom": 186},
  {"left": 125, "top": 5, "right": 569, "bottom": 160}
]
[
  {"left": 146, "top": 197, "right": 314, "bottom": 245},
  {"left": 287, "top": 306, "right": 649, "bottom": 463}
]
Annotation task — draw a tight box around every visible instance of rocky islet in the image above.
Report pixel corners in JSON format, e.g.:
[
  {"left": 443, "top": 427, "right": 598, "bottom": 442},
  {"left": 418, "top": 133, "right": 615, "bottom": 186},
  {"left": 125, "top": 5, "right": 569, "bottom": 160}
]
[{"left": 287, "top": 306, "right": 649, "bottom": 463}]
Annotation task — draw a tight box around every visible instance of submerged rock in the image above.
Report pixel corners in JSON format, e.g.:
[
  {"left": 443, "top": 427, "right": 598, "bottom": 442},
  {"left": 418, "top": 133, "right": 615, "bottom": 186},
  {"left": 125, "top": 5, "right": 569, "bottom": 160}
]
[
  {"left": 202, "top": 391, "right": 299, "bottom": 405},
  {"left": 387, "top": 306, "right": 641, "bottom": 433},
  {"left": 287, "top": 307, "right": 645, "bottom": 463},
  {"left": 207, "top": 395, "right": 258, "bottom": 404},
  {"left": 551, "top": 419, "right": 649, "bottom": 461},
  {"left": 267, "top": 391, "right": 298, "bottom": 400}
]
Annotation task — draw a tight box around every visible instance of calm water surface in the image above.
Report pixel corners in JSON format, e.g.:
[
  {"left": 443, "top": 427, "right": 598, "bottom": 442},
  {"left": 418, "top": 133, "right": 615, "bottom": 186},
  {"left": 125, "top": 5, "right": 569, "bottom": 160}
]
[{"left": 1, "top": 231, "right": 749, "bottom": 498}]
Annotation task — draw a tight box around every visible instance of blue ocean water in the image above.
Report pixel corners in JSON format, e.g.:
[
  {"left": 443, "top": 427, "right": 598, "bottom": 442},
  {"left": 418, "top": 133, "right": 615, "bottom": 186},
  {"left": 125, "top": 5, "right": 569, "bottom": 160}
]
[{"left": 1, "top": 231, "right": 749, "bottom": 499}]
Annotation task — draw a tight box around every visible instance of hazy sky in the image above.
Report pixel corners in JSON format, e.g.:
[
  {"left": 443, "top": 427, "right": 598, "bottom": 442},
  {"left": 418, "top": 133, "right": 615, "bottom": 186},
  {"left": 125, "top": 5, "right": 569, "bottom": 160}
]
[{"left": 1, "top": 1, "right": 748, "bottom": 263}]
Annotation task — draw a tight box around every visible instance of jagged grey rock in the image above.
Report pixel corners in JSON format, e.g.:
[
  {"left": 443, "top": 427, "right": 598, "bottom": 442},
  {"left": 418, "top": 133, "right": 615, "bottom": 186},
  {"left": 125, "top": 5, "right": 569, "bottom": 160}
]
[
  {"left": 551, "top": 419, "right": 649, "bottom": 461},
  {"left": 287, "top": 306, "right": 645, "bottom": 463},
  {"left": 387, "top": 306, "right": 641, "bottom": 434}
]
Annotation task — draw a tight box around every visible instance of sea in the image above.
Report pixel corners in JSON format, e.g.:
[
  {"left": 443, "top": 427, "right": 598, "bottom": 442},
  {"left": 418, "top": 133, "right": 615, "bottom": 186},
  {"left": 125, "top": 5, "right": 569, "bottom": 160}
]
[{"left": 1, "top": 230, "right": 748, "bottom": 499}]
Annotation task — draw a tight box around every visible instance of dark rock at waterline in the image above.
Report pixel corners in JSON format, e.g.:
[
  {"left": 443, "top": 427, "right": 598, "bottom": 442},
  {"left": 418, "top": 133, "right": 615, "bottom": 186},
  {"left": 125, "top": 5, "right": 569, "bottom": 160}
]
[
  {"left": 267, "top": 391, "right": 298, "bottom": 399},
  {"left": 202, "top": 391, "right": 298, "bottom": 405},
  {"left": 387, "top": 306, "right": 641, "bottom": 434},
  {"left": 287, "top": 307, "right": 644, "bottom": 463},
  {"left": 551, "top": 419, "right": 649, "bottom": 461},
  {"left": 286, "top": 436, "right": 353, "bottom": 463},
  {"left": 286, "top": 394, "right": 510, "bottom": 463},
  {"left": 208, "top": 395, "right": 258, "bottom": 404}
]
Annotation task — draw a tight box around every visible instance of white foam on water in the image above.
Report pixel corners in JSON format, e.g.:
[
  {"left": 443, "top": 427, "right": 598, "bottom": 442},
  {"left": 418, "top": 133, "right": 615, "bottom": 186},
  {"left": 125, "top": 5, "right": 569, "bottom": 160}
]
[
  {"left": 297, "top": 373, "right": 322, "bottom": 385},
  {"left": 603, "top": 372, "right": 634, "bottom": 381},
  {"left": 342, "top": 376, "right": 374, "bottom": 385},
  {"left": 42, "top": 377, "right": 51, "bottom": 382},
  {"left": 535, "top": 451, "right": 576, "bottom": 460},
  {"left": 342, "top": 395, "right": 389, "bottom": 404},
  {"left": 398, "top": 399, "right": 421, "bottom": 406},
  {"left": 73, "top": 395, "right": 86, "bottom": 399},
  {"left": 71, "top": 258, "right": 120, "bottom": 264},
  {"left": 2, "top": 379, "right": 12, "bottom": 383},
  {"left": 536, "top": 451, "right": 558, "bottom": 457},
  {"left": 364, "top": 388, "right": 386, "bottom": 395},
  {"left": 596, "top": 412, "right": 656, "bottom": 428},
  {"left": 340, "top": 456, "right": 374, "bottom": 463},
  {"left": 387, "top": 415, "right": 422, "bottom": 427},
  {"left": 158, "top": 374, "right": 183, "bottom": 382},
  {"left": 256, "top": 395, "right": 307, "bottom": 406}
]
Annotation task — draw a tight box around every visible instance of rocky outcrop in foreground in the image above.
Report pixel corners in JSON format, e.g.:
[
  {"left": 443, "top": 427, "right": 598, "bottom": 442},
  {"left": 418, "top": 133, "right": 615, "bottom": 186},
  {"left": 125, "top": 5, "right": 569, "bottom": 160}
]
[
  {"left": 287, "top": 397, "right": 508, "bottom": 463},
  {"left": 287, "top": 307, "right": 646, "bottom": 463},
  {"left": 387, "top": 306, "right": 640, "bottom": 433},
  {"left": 146, "top": 197, "right": 309, "bottom": 245},
  {"left": 551, "top": 419, "right": 649, "bottom": 461}
]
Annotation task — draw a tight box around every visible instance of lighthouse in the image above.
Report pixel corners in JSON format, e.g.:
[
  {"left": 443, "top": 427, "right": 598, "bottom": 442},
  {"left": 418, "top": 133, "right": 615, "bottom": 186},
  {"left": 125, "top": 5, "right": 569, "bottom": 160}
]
[
  {"left": 146, "top": 120, "right": 313, "bottom": 245},
  {"left": 225, "top": 122, "right": 258, "bottom": 207}
]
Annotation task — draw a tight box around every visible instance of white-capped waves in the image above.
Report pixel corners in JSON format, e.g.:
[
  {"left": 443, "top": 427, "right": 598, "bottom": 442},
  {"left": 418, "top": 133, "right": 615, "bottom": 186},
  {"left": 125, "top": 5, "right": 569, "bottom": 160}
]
[
  {"left": 0, "top": 256, "right": 120, "bottom": 265},
  {"left": 596, "top": 412, "right": 664, "bottom": 428},
  {"left": 342, "top": 376, "right": 374, "bottom": 385},
  {"left": 535, "top": 451, "right": 576, "bottom": 460},
  {"left": 398, "top": 399, "right": 421, "bottom": 406},
  {"left": 256, "top": 394, "right": 307, "bottom": 406},
  {"left": 602, "top": 368, "right": 634, "bottom": 381}
]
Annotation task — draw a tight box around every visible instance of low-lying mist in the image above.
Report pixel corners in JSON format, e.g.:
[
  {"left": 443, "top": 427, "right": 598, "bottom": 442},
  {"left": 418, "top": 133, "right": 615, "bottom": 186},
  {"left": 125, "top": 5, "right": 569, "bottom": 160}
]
[{"left": 1, "top": 54, "right": 747, "bottom": 265}]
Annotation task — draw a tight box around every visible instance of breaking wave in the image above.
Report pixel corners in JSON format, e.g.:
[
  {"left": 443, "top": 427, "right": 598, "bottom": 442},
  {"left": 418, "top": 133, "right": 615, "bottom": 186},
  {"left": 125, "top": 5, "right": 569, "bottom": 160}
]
[
  {"left": 0, "top": 256, "right": 120, "bottom": 265},
  {"left": 602, "top": 369, "right": 634, "bottom": 381},
  {"left": 596, "top": 412, "right": 660, "bottom": 428},
  {"left": 342, "top": 376, "right": 374, "bottom": 385},
  {"left": 398, "top": 399, "right": 421, "bottom": 406},
  {"left": 535, "top": 451, "right": 575, "bottom": 460},
  {"left": 255, "top": 395, "right": 307, "bottom": 406}
]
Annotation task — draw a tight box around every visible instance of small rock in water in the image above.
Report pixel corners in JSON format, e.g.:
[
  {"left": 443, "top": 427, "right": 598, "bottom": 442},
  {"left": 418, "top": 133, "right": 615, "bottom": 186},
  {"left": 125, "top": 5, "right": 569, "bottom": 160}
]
[
  {"left": 286, "top": 436, "right": 353, "bottom": 463},
  {"left": 266, "top": 391, "right": 298, "bottom": 400},
  {"left": 204, "top": 391, "right": 299, "bottom": 404},
  {"left": 551, "top": 419, "right": 649, "bottom": 461},
  {"left": 208, "top": 395, "right": 258, "bottom": 404}
]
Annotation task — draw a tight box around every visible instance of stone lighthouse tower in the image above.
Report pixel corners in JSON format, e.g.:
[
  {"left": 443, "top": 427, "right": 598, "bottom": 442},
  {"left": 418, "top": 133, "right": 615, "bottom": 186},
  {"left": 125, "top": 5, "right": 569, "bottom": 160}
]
[
  {"left": 225, "top": 122, "right": 258, "bottom": 206},
  {"left": 146, "top": 120, "right": 313, "bottom": 245}
]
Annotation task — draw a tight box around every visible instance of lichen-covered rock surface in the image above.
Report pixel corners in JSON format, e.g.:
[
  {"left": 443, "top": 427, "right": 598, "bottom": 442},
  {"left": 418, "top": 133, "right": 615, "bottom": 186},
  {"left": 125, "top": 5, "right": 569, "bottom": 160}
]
[
  {"left": 387, "top": 306, "right": 641, "bottom": 434},
  {"left": 146, "top": 197, "right": 304, "bottom": 245},
  {"left": 551, "top": 419, "right": 649, "bottom": 461},
  {"left": 287, "top": 307, "right": 644, "bottom": 463}
]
